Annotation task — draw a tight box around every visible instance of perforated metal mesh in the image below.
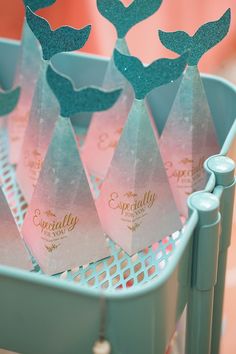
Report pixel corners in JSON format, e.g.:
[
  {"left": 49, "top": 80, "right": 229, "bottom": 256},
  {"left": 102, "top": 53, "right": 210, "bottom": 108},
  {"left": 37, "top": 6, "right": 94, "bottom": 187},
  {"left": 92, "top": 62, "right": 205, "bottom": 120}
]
[{"left": 0, "top": 128, "right": 184, "bottom": 292}]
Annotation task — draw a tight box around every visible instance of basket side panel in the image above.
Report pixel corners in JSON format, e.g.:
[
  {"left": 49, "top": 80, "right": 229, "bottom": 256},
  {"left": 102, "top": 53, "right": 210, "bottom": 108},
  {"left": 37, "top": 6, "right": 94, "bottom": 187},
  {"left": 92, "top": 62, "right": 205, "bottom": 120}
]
[
  {"left": 0, "top": 239, "right": 191, "bottom": 354},
  {"left": 0, "top": 276, "right": 101, "bottom": 354},
  {"left": 108, "top": 243, "right": 192, "bottom": 354}
]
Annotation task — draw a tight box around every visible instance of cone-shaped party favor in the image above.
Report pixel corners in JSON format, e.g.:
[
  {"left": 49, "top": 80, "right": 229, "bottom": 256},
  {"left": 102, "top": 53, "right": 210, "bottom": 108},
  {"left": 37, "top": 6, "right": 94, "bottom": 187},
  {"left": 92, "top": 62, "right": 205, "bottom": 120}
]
[
  {"left": 21, "top": 65, "right": 121, "bottom": 275},
  {"left": 98, "top": 50, "right": 187, "bottom": 255},
  {"left": 0, "top": 87, "right": 32, "bottom": 270},
  {"left": 17, "top": 7, "right": 92, "bottom": 203},
  {"left": 158, "top": 9, "right": 230, "bottom": 216},
  {"left": 0, "top": 187, "right": 32, "bottom": 270},
  {"left": 97, "top": 99, "right": 182, "bottom": 254},
  {"left": 8, "top": 21, "right": 41, "bottom": 164},
  {"left": 159, "top": 66, "right": 219, "bottom": 216},
  {"left": 98, "top": 39, "right": 130, "bottom": 90},
  {"left": 82, "top": 39, "right": 133, "bottom": 179},
  {"left": 8, "top": 0, "right": 57, "bottom": 164},
  {"left": 83, "top": 0, "right": 163, "bottom": 179},
  {"left": 22, "top": 117, "right": 109, "bottom": 275},
  {"left": 16, "top": 60, "right": 59, "bottom": 203}
]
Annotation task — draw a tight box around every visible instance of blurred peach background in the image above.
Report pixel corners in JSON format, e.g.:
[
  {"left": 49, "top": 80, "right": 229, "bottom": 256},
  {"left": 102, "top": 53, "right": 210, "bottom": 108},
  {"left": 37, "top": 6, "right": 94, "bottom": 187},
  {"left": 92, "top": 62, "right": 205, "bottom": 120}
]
[
  {"left": 0, "top": 1, "right": 235, "bottom": 354},
  {"left": 0, "top": 0, "right": 236, "bottom": 73}
]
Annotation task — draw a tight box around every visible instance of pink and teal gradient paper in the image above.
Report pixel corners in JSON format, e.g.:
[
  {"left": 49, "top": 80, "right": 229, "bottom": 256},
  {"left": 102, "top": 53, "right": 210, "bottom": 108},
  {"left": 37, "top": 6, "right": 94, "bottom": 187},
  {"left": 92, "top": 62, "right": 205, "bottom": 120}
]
[
  {"left": 22, "top": 117, "right": 109, "bottom": 275},
  {"left": 8, "top": 21, "right": 41, "bottom": 164},
  {"left": 82, "top": 0, "right": 163, "bottom": 179},
  {"left": 97, "top": 50, "right": 187, "bottom": 255},
  {"left": 82, "top": 38, "right": 133, "bottom": 179},
  {"left": 0, "top": 187, "right": 32, "bottom": 270},
  {"left": 0, "top": 86, "right": 32, "bottom": 270},
  {"left": 159, "top": 66, "right": 219, "bottom": 216},
  {"left": 159, "top": 9, "right": 230, "bottom": 216},
  {"left": 7, "top": 0, "right": 57, "bottom": 164},
  {"left": 97, "top": 99, "right": 182, "bottom": 254},
  {"left": 16, "top": 8, "right": 91, "bottom": 203},
  {"left": 16, "top": 60, "right": 59, "bottom": 203},
  {"left": 21, "top": 62, "right": 121, "bottom": 274}
]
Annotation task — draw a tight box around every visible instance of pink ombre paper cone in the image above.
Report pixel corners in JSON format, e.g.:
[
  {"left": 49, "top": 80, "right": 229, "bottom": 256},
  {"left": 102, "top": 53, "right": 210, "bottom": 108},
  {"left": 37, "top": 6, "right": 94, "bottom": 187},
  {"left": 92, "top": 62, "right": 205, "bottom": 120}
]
[
  {"left": 97, "top": 99, "right": 182, "bottom": 255},
  {"left": 16, "top": 60, "right": 59, "bottom": 203},
  {"left": 22, "top": 116, "right": 109, "bottom": 275},
  {"left": 160, "top": 66, "right": 219, "bottom": 217},
  {"left": 0, "top": 187, "right": 32, "bottom": 270},
  {"left": 82, "top": 39, "right": 133, "bottom": 179},
  {"left": 8, "top": 22, "right": 41, "bottom": 164}
]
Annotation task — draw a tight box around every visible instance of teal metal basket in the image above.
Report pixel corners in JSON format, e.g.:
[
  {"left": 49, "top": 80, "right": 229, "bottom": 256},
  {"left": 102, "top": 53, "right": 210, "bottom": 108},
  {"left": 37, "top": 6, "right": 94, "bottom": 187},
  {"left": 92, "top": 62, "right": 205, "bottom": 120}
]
[{"left": 0, "top": 38, "right": 235, "bottom": 354}]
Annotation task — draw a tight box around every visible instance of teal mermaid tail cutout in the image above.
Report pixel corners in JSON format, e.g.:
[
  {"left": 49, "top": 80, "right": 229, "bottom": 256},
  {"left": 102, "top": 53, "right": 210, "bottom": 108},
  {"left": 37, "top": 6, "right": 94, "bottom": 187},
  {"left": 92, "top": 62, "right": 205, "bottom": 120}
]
[
  {"left": 97, "top": 0, "right": 163, "bottom": 38},
  {"left": 26, "top": 6, "right": 91, "bottom": 60},
  {"left": 159, "top": 9, "right": 231, "bottom": 65},
  {"left": 114, "top": 49, "right": 188, "bottom": 99},
  {"left": 46, "top": 65, "right": 122, "bottom": 117}
]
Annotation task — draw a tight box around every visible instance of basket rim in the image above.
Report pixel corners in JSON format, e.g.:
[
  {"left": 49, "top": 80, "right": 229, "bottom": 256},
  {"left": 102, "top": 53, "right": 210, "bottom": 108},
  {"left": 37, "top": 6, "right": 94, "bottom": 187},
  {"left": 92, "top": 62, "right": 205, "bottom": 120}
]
[{"left": 0, "top": 210, "right": 198, "bottom": 299}]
